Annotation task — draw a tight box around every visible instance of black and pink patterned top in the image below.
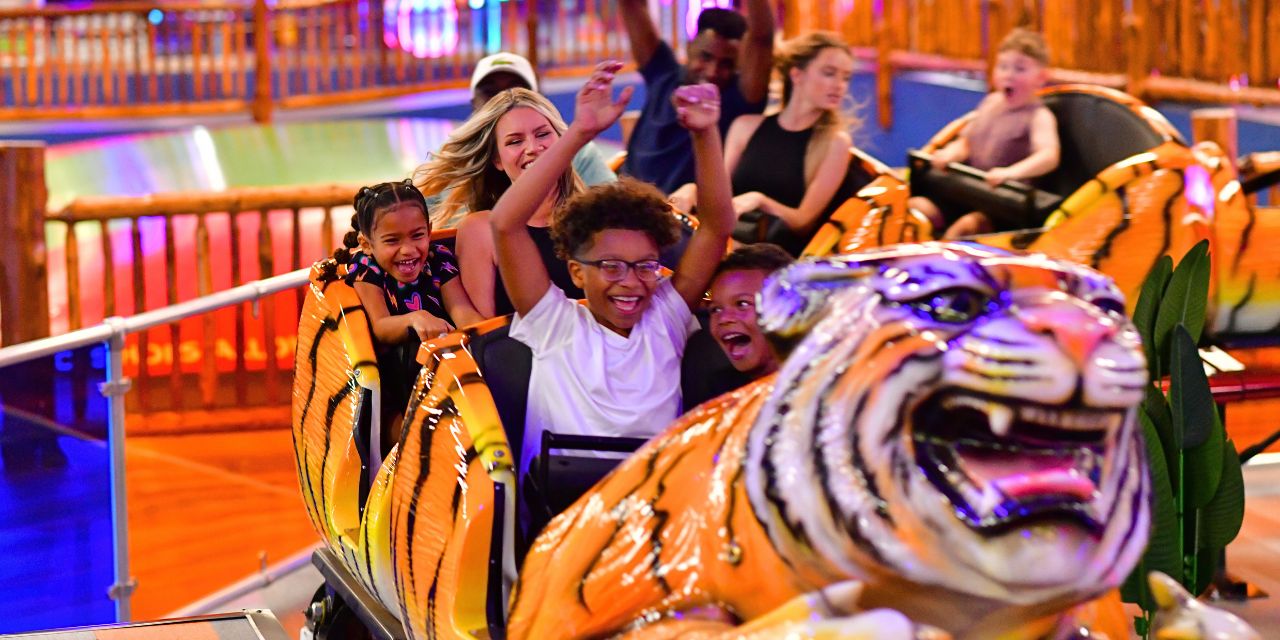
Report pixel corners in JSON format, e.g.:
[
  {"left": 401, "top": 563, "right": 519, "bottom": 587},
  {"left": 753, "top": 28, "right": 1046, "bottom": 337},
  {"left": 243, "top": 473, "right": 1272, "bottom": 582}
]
[{"left": 344, "top": 243, "right": 460, "bottom": 321}]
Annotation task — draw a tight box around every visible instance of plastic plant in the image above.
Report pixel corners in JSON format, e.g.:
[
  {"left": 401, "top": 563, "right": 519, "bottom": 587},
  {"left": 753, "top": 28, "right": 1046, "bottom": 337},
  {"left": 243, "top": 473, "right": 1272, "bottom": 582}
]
[{"left": 1120, "top": 239, "right": 1247, "bottom": 636}]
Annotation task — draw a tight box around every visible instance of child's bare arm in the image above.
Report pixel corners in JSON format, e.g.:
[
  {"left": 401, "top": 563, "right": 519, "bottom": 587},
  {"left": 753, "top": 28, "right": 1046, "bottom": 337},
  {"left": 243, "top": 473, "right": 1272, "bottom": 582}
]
[
  {"left": 985, "top": 108, "right": 1060, "bottom": 185},
  {"left": 670, "top": 84, "right": 734, "bottom": 309},
  {"left": 354, "top": 282, "right": 451, "bottom": 343},
  {"left": 490, "top": 62, "right": 633, "bottom": 315},
  {"left": 441, "top": 278, "right": 484, "bottom": 328}
]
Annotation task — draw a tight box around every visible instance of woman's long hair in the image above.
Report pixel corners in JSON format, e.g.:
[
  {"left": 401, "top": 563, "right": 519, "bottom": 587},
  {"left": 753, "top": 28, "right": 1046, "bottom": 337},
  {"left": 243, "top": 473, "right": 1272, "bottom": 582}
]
[
  {"left": 414, "top": 88, "right": 584, "bottom": 226},
  {"left": 775, "top": 31, "right": 860, "bottom": 184}
]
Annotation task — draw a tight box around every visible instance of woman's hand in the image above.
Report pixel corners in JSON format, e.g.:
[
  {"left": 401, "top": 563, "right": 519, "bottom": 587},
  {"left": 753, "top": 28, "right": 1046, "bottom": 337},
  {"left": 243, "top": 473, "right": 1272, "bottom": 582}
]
[
  {"left": 572, "top": 61, "right": 634, "bottom": 138},
  {"left": 406, "top": 311, "right": 454, "bottom": 341},
  {"left": 667, "top": 183, "right": 697, "bottom": 214},
  {"left": 672, "top": 83, "right": 721, "bottom": 133},
  {"left": 931, "top": 145, "right": 961, "bottom": 170},
  {"left": 731, "top": 191, "right": 765, "bottom": 215}
]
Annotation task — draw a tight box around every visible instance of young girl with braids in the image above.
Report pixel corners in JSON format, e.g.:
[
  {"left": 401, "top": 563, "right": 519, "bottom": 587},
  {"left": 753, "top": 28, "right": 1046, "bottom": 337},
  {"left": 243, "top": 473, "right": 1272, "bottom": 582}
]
[
  {"left": 334, "top": 181, "right": 482, "bottom": 449},
  {"left": 667, "top": 31, "right": 866, "bottom": 255}
]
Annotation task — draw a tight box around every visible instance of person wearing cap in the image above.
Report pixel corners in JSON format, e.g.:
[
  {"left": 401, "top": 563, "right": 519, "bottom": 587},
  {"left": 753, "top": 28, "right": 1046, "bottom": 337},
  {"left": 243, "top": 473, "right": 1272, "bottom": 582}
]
[
  {"left": 619, "top": 0, "right": 775, "bottom": 194},
  {"left": 419, "top": 52, "right": 618, "bottom": 231}
]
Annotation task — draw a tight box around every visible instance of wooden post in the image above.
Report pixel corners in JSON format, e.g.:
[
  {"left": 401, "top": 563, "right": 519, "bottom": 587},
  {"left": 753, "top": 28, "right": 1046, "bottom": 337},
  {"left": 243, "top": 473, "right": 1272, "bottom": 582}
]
[
  {"left": 1123, "top": 2, "right": 1147, "bottom": 99},
  {"left": 874, "top": 3, "right": 892, "bottom": 130},
  {"left": 252, "top": 0, "right": 274, "bottom": 123},
  {"left": 0, "top": 141, "right": 51, "bottom": 345},
  {"left": 525, "top": 0, "right": 539, "bottom": 70},
  {"left": 1192, "top": 108, "right": 1239, "bottom": 167}
]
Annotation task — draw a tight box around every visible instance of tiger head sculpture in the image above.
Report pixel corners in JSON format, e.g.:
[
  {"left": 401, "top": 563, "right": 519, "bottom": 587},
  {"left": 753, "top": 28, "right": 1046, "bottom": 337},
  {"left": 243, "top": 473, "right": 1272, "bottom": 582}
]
[{"left": 747, "top": 242, "right": 1151, "bottom": 608}]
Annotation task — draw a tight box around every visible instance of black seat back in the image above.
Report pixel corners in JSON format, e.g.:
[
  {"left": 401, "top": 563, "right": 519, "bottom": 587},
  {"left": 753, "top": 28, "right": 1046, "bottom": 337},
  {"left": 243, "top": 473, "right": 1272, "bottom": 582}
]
[
  {"left": 469, "top": 324, "right": 533, "bottom": 465},
  {"left": 1035, "top": 91, "right": 1168, "bottom": 198}
]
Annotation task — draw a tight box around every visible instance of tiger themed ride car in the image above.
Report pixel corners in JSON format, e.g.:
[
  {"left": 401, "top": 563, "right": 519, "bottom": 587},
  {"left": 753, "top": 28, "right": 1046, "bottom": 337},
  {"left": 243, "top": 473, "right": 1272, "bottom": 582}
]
[
  {"left": 801, "top": 84, "right": 1280, "bottom": 340},
  {"left": 292, "top": 241, "right": 1261, "bottom": 639}
]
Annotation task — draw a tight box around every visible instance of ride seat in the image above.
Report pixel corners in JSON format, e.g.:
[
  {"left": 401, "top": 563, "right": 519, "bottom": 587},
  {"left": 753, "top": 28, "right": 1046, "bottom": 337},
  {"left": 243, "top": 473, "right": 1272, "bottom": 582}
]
[{"left": 1034, "top": 91, "right": 1168, "bottom": 198}]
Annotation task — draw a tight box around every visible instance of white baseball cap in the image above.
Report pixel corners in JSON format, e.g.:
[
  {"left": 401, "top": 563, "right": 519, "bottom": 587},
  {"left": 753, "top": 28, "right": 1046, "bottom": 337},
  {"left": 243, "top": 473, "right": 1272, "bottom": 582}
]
[{"left": 470, "top": 53, "right": 538, "bottom": 96}]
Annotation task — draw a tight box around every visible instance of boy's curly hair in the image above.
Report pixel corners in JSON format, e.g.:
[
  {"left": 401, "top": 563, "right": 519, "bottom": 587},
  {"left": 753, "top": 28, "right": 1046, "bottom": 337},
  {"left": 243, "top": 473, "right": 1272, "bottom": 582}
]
[
  {"left": 998, "top": 28, "right": 1049, "bottom": 66},
  {"left": 551, "top": 178, "right": 680, "bottom": 259},
  {"left": 713, "top": 243, "right": 794, "bottom": 279}
]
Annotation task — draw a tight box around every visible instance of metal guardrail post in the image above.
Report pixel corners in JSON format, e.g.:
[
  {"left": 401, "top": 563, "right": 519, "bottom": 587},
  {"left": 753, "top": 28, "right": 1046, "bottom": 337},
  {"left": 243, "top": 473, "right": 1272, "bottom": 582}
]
[{"left": 100, "top": 317, "right": 136, "bottom": 621}]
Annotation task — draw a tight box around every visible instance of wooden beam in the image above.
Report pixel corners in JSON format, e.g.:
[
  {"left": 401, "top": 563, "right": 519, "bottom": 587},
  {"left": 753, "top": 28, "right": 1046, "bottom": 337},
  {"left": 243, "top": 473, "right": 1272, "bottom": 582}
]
[{"left": 0, "top": 141, "right": 51, "bottom": 345}]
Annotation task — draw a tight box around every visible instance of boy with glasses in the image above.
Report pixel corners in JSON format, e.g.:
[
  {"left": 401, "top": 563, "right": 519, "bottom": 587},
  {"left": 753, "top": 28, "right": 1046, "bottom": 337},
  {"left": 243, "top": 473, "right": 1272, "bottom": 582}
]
[{"left": 490, "top": 63, "right": 733, "bottom": 478}]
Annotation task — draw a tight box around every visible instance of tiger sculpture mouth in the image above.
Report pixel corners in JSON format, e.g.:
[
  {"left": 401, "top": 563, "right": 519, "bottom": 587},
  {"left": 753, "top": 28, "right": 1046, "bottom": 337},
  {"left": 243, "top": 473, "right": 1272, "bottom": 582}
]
[{"left": 911, "top": 389, "right": 1122, "bottom": 536}]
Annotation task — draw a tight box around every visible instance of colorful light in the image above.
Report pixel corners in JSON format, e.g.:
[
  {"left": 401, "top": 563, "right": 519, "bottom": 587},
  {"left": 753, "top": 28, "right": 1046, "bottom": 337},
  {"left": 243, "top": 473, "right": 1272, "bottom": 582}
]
[{"left": 685, "top": 0, "right": 734, "bottom": 40}]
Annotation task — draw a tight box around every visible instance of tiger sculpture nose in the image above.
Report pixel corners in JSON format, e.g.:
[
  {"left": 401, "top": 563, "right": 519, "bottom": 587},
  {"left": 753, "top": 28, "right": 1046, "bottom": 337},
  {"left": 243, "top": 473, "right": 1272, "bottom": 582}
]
[{"left": 1018, "top": 294, "right": 1118, "bottom": 369}]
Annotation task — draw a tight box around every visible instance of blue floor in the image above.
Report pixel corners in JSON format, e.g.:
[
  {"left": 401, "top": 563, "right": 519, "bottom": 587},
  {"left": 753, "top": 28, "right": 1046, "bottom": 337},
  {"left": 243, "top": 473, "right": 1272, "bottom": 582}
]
[{"left": 0, "top": 348, "right": 115, "bottom": 634}]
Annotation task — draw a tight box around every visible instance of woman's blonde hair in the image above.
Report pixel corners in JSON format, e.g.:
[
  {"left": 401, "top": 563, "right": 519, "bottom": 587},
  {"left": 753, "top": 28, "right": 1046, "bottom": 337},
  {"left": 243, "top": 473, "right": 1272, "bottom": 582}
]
[
  {"left": 414, "top": 88, "right": 584, "bottom": 225},
  {"left": 775, "top": 31, "right": 859, "bottom": 184}
]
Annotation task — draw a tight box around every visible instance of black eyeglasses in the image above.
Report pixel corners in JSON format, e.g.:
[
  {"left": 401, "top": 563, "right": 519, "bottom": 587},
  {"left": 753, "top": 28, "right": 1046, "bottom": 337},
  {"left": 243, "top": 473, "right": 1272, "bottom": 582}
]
[{"left": 573, "top": 258, "right": 663, "bottom": 282}]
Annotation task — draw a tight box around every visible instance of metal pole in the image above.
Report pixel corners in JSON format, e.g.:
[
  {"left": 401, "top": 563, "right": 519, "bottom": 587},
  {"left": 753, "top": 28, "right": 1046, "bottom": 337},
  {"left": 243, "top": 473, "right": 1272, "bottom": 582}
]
[{"left": 101, "top": 318, "right": 135, "bottom": 621}]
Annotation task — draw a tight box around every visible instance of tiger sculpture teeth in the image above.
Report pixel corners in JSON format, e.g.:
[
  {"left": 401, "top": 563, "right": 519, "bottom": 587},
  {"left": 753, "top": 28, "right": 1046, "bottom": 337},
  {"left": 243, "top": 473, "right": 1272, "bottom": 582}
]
[{"left": 506, "top": 242, "right": 1260, "bottom": 640}]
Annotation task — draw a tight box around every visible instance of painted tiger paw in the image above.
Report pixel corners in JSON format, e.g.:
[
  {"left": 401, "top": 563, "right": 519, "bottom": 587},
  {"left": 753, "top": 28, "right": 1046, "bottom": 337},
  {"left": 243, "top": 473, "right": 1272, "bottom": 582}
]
[
  {"left": 1148, "top": 572, "right": 1260, "bottom": 640},
  {"left": 736, "top": 582, "right": 951, "bottom": 640}
]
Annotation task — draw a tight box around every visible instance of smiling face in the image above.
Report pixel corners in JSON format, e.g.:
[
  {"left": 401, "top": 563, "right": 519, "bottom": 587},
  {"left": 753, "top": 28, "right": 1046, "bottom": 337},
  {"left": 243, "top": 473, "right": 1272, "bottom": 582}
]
[
  {"left": 360, "top": 202, "right": 431, "bottom": 284},
  {"left": 493, "top": 106, "right": 560, "bottom": 183},
  {"left": 708, "top": 269, "right": 777, "bottom": 377},
  {"left": 992, "top": 49, "right": 1047, "bottom": 107},
  {"left": 790, "top": 46, "right": 854, "bottom": 111},
  {"left": 569, "top": 229, "right": 662, "bottom": 337}
]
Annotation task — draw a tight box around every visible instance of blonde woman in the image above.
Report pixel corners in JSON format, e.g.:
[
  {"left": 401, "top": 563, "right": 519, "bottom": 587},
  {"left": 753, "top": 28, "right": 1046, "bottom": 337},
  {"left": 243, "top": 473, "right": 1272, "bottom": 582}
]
[
  {"left": 415, "top": 88, "right": 586, "bottom": 317},
  {"left": 668, "top": 31, "right": 866, "bottom": 255}
]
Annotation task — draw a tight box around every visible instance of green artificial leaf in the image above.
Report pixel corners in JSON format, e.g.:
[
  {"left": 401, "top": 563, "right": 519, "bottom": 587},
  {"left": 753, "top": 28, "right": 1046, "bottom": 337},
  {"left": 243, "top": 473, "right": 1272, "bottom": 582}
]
[
  {"left": 1194, "top": 544, "right": 1221, "bottom": 597},
  {"left": 1144, "top": 383, "right": 1178, "bottom": 481},
  {"left": 1153, "top": 240, "right": 1210, "bottom": 360},
  {"left": 1170, "top": 325, "right": 1217, "bottom": 451},
  {"left": 1122, "top": 411, "right": 1182, "bottom": 612},
  {"left": 1200, "top": 442, "right": 1245, "bottom": 550},
  {"left": 1133, "top": 254, "right": 1173, "bottom": 375}
]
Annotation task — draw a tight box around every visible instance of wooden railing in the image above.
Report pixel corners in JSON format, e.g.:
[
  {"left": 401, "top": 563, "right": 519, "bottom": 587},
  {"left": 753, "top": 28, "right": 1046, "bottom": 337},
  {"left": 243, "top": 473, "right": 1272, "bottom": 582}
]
[
  {"left": 790, "top": 0, "right": 1280, "bottom": 127},
  {"left": 44, "top": 183, "right": 357, "bottom": 416},
  {"left": 0, "top": 0, "right": 643, "bottom": 121}
]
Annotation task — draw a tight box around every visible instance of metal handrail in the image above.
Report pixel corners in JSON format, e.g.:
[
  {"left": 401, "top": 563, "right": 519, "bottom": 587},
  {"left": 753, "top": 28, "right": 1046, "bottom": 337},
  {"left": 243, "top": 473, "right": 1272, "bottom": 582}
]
[
  {"left": 0, "top": 266, "right": 310, "bottom": 623},
  {"left": 0, "top": 268, "right": 309, "bottom": 367}
]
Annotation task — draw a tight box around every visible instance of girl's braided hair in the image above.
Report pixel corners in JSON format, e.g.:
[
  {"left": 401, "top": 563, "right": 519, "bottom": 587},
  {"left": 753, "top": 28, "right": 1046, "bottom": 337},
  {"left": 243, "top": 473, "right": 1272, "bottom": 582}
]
[{"left": 333, "top": 179, "right": 430, "bottom": 264}]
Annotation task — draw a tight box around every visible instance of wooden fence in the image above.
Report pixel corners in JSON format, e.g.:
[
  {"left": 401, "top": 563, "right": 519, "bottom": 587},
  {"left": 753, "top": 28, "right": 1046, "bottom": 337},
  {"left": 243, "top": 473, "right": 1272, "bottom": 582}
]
[
  {"left": 0, "top": 0, "right": 644, "bottom": 121},
  {"left": 3, "top": 0, "right": 1279, "bottom": 123}
]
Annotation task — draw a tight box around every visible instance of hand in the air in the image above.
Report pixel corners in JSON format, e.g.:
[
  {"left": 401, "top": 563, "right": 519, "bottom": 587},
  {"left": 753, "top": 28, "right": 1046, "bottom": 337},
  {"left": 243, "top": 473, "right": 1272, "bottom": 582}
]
[
  {"left": 672, "top": 83, "right": 721, "bottom": 132},
  {"left": 573, "top": 60, "right": 634, "bottom": 138}
]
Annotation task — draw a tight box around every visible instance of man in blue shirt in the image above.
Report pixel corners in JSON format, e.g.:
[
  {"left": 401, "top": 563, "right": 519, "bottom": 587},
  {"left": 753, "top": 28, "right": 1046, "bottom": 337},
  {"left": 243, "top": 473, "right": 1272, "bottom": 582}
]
[{"left": 619, "top": 0, "right": 775, "bottom": 194}]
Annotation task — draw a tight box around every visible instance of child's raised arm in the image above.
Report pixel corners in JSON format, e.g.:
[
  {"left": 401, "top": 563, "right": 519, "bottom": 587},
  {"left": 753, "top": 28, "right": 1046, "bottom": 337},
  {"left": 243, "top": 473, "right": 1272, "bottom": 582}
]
[
  {"left": 669, "top": 84, "right": 734, "bottom": 309},
  {"left": 489, "top": 61, "right": 634, "bottom": 315}
]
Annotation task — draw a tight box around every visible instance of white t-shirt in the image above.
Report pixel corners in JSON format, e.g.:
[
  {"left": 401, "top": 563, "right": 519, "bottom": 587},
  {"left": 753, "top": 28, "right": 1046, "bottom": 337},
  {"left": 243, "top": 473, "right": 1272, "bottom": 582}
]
[{"left": 508, "top": 279, "right": 698, "bottom": 477}]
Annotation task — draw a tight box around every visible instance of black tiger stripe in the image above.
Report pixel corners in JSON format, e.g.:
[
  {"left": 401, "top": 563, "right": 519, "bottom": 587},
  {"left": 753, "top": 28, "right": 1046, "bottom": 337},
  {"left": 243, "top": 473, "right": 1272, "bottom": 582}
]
[
  {"left": 294, "top": 317, "right": 339, "bottom": 527},
  {"left": 758, "top": 357, "right": 821, "bottom": 553},
  {"left": 1090, "top": 186, "right": 1130, "bottom": 269},
  {"left": 812, "top": 388, "right": 890, "bottom": 564},
  {"left": 875, "top": 206, "right": 890, "bottom": 246},
  {"left": 316, "top": 377, "right": 358, "bottom": 532},
  {"left": 1010, "top": 228, "right": 1044, "bottom": 250},
  {"left": 576, "top": 438, "right": 671, "bottom": 610},
  {"left": 1224, "top": 273, "right": 1255, "bottom": 334},
  {"left": 395, "top": 395, "right": 449, "bottom": 626},
  {"left": 423, "top": 443, "right": 477, "bottom": 636},
  {"left": 1231, "top": 196, "right": 1256, "bottom": 275},
  {"left": 647, "top": 448, "right": 695, "bottom": 594},
  {"left": 1154, "top": 172, "right": 1182, "bottom": 264}
]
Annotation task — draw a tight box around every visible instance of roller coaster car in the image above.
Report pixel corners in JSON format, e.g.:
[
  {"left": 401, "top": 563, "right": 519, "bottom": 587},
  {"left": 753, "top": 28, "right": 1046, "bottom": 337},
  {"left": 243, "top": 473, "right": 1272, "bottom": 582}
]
[
  {"left": 808, "top": 84, "right": 1280, "bottom": 339},
  {"left": 292, "top": 233, "right": 738, "bottom": 640}
]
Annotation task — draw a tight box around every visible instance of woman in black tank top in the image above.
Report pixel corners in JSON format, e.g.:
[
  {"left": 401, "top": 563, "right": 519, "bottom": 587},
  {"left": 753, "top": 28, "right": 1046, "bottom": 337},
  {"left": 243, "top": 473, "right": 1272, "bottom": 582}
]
[{"left": 667, "top": 32, "right": 868, "bottom": 256}]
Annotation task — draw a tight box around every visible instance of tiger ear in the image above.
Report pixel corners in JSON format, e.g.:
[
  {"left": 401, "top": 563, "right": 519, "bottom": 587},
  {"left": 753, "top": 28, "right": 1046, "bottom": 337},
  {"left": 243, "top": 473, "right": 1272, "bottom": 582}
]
[{"left": 757, "top": 258, "right": 876, "bottom": 340}]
